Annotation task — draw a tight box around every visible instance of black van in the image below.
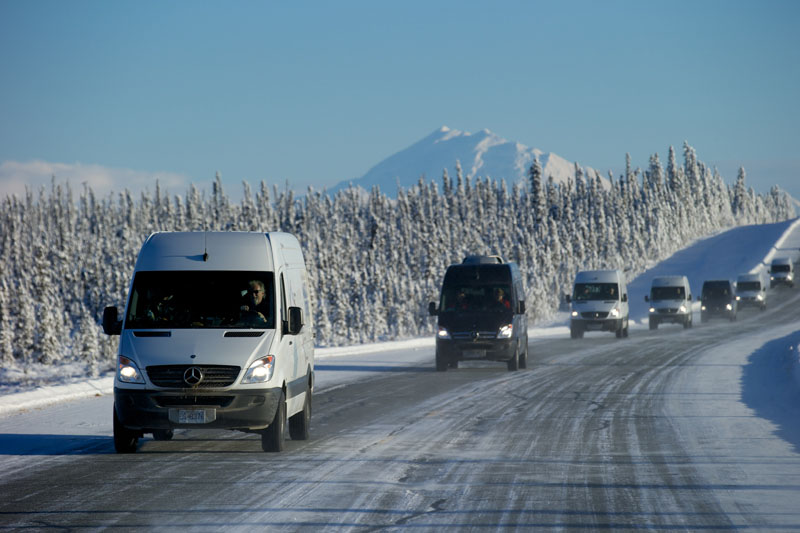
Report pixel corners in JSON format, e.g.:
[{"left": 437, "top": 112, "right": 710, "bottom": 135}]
[
  {"left": 428, "top": 255, "right": 528, "bottom": 371},
  {"left": 700, "top": 279, "right": 737, "bottom": 322}
]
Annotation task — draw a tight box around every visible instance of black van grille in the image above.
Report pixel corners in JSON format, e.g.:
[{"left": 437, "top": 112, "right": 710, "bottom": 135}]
[
  {"left": 451, "top": 331, "right": 498, "bottom": 340},
  {"left": 146, "top": 365, "right": 241, "bottom": 388},
  {"left": 154, "top": 395, "right": 235, "bottom": 408}
]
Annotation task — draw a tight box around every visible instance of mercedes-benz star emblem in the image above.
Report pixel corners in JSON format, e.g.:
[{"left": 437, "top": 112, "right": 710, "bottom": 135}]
[{"left": 184, "top": 367, "right": 203, "bottom": 386}]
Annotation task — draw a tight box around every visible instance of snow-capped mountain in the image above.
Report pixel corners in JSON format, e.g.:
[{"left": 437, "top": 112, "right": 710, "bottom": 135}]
[{"left": 331, "top": 126, "right": 603, "bottom": 195}]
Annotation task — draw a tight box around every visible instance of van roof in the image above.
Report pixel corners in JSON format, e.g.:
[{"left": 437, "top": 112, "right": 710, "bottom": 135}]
[
  {"left": 134, "top": 231, "right": 282, "bottom": 272},
  {"left": 574, "top": 269, "right": 624, "bottom": 284},
  {"left": 771, "top": 257, "right": 793, "bottom": 265},
  {"left": 651, "top": 275, "right": 688, "bottom": 287},
  {"left": 736, "top": 273, "right": 762, "bottom": 282}
]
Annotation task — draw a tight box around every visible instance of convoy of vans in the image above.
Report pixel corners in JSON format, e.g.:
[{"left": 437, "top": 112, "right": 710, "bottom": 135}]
[
  {"left": 565, "top": 270, "right": 630, "bottom": 339},
  {"left": 101, "top": 231, "right": 796, "bottom": 452},
  {"left": 428, "top": 255, "right": 528, "bottom": 371},
  {"left": 102, "top": 231, "right": 314, "bottom": 454}
]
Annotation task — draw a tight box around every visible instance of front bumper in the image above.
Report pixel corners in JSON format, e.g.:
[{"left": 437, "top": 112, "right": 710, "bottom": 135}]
[
  {"left": 436, "top": 337, "right": 515, "bottom": 362},
  {"left": 650, "top": 309, "right": 690, "bottom": 324},
  {"left": 114, "top": 387, "right": 282, "bottom": 432},
  {"left": 571, "top": 317, "right": 622, "bottom": 333}
]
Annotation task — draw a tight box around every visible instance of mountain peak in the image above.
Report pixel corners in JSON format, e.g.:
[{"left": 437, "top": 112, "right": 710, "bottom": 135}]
[{"left": 330, "top": 127, "right": 601, "bottom": 196}]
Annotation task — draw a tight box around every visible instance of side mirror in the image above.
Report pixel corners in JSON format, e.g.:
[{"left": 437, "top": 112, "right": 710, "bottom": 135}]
[
  {"left": 688, "top": 295, "right": 692, "bottom": 301},
  {"left": 517, "top": 301, "right": 526, "bottom": 314},
  {"left": 622, "top": 294, "right": 628, "bottom": 303},
  {"left": 102, "top": 306, "right": 122, "bottom": 336},
  {"left": 564, "top": 294, "right": 572, "bottom": 304},
  {"left": 286, "top": 306, "right": 303, "bottom": 335},
  {"left": 644, "top": 295, "right": 649, "bottom": 302},
  {"left": 428, "top": 302, "right": 438, "bottom": 316}
]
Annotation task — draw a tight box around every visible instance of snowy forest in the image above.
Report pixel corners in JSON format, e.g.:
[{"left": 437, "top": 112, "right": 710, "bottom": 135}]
[{"left": 0, "top": 142, "right": 795, "bottom": 381}]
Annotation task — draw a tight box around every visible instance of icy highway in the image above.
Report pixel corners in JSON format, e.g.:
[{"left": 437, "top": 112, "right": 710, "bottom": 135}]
[{"left": 2, "top": 292, "right": 800, "bottom": 530}]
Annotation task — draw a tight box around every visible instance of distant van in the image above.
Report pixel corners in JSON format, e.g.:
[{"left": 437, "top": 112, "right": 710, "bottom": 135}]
[
  {"left": 565, "top": 269, "right": 630, "bottom": 339},
  {"left": 736, "top": 272, "right": 768, "bottom": 311},
  {"left": 102, "top": 231, "right": 314, "bottom": 453},
  {"left": 768, "top": 257, "right": 794, "bottom": 288},
  {"left": 428, "top": 255, "right": 528, "bottom": 371},
  {"left": 644, "top": 275, "right": 693, "bottom": 329},
  {"left": 700, "top": 279, "right": 737, "bottom": 322}
]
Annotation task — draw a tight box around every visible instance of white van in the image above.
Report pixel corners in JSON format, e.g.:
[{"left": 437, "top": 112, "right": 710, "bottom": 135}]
[
  {"left": 644, "top": 275, "right": 692, "bottom": 329},
  {"left": 736, "top": 272, "right": 767, "bottom": 310},
  {"left": 769, "top": 257, "right": 794, "bottom": 288},
  {"left": 102, "top": 231, "right": 314, "bottom": 453},
  {"left": 565, "top": 269, "right": 630, "bottom": 339}
]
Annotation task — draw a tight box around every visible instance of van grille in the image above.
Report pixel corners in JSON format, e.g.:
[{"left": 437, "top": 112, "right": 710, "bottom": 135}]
[
  {"left": 581, "top": 311, "right": 609, "bottom": 319},
  {"left": 146, "top": 365, "right": 241, "bottom": 388},
  {"left": 656, "top": 308, "right": 679, "bottom": 314},
  {"left": 451, "top": 331, "right": 498, "bottom": 340}
]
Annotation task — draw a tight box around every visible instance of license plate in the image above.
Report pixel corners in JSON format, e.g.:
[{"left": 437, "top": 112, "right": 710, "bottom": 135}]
[
  {"left": 462, "top": 349, "right": 485, "bottom": 359},
  {"left": 169, "top": 408, "right": 216, "bottom": 424}
]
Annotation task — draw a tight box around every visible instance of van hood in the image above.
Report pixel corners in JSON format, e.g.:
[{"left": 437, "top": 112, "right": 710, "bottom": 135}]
[
  {"left": 438, "top": 310, "right": 512, "bottom": 333},
  {"left": 571, "top": 300, "right": 620, "bottom": 313},
  {"left": 649, "top": 299, "right": 688, "bottom": 310},
  {"left": 119, "top": 329, "right": 275, "bottom": 369}
]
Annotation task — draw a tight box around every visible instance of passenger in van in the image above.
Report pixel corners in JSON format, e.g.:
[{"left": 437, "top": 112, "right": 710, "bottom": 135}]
[
  {"left": 493, "top": 288, "right": 511, "bottom": 310},
  {"left": 239, "top": 280, "right": 270, "bottom": 324},
  {"left": 146, "top": 290, "right": 176, "bottom": 324}
]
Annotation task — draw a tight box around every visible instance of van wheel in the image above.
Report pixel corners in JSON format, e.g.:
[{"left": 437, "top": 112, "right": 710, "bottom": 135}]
[
  {"left": 507, "top": 348, "right": 519, "bottom": 371},
  {"left": 519, "top": 339, "right": 528, "bottom": 369},
  {"left": 623, "top": 322, "right": 629, "bottom": 337},
  {"left": 152, "top": 429, "right": 174, "bottom": 441},
  {"left": 649, "top": 318, "right": 658, "bottom": 330},
  {"left": 113, "top": 405, "right": 139, "bottom": 454},
  {"left": 683, "top": 317, "right": 691, "bottom": 329},
  {"left": 262, "top": 390, "right": 286, "bottom": 452},
  {"left": 289, "top": 389, "right": 311, "bottom": 441},
  {"left": 435, "top": 350, "right": 448, "bottom": 372},
  {"left": 570, "top": 325, "right": 583, "bottom": 339},
  {"left": 616, "top": 326, "right": 623, "bottom": 338},
  {"left": 448, "top": 359, "right": 459, "bottom": 369}
]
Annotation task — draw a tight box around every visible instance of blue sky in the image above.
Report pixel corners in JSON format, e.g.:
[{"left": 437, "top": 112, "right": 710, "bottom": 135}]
[{"left": 1, "top": 0, "right": 799, "bottom": 201}]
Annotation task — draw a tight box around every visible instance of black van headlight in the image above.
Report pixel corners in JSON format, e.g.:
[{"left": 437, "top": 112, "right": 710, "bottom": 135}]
[
  {"left": 242, "top": 356, "right": 275, "bottom": 384},
  {"left": 498, "top": 324, "right": 513, "bottom": 338}
]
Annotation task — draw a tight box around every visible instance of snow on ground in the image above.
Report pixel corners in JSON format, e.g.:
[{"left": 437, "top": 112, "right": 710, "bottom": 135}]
[{"left": 1, "top": 219, "right": 800, "bottom": 420}]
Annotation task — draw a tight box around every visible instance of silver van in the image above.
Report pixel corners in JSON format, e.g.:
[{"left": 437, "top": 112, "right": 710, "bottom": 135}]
[
  {"left": 566, "top": 269, "right": 630, "bottom": 339},
  {"left": 644, "top": 275, "right": 692, "bottom": 329},
  {"left": 103, "top": 231, "right": 314, "bottom": 453},
  {"left": 736, "top": 272, "right": 767, "bottom": 311}
]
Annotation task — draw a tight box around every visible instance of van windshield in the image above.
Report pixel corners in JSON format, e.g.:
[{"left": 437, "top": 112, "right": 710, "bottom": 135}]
[
  {"left": 772, "top": 264, "right": 791, "bottom": 273},
  {"left": 651, "top": 286, "right": 685, "bottom": 300},
  {"left": 125, "top": 271, "right": 275, "bottom": 329},
  {"left": 738, "top": 281, "right": 761, "bottom": 291},
  {"left": 573, "top": 283, "right": 619, "bottom": 301},
  {"left": 441, "top": 285, "right": 512, "bottom": 312},
  {"left": 702, "top": 282, "right": 731, "bottom": 299}
]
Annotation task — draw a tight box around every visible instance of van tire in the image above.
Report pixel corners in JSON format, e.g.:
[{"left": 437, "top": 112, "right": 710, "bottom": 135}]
[
  {"left": 113, "top": 405, "right": 139, "bottom": 454},
  {"left": 570, "top": 324, "right": 583, "bottom": 339},
  {"left": 435, "top": 350, "right": 448, "bottom": 372},
  {"left": 289, "top": 390, "right": 311, "bottom": 441},
  {"left": 262, "top": 390, "right": 286, "bottom": 452},
  {"left": 448, "top": 359, "right": 459, "bottom": 369},
  {"left": 616, "top": 326, "right": 623, "bottom": 338},
  {"left": 507, "top": 348, "right": 519, "bottom": 371},
  {"left": 683, "top": 317, "right": 691, "bottom": 329},
  {"left": 519, "top": 339, "right": 528, "bottom": 369},
  {"left": 649, "top": 318, "right": 658, "bottom": 330},
  {"left": 623, "top": 321, "right": 629, "bottom": 337}
]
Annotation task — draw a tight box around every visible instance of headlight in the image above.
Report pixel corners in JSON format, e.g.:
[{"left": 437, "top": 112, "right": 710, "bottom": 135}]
[
  {"left": 756, "top": 294, "right": 763, "bottom": 301},
  {"left": 788, "top": 274, "right": 794, "bottom": 280},
  {"left": 117, "top": 356, "right": 145, "bottom": 384},
  {"left": 649, "top": 307, "right": 656, "bottom": 313},
  {"left": 726, "top": 304, "right": 733, "bottom": 311},
  {"left": 242, "top": 356, "right": 275, "bottom": 384},
  {"left": 609, "top": 308, "right": 620, "bottom": 318},
  {"left": 679, "top": 305, "right": 687, "bottom": 313},
  {"left": 571, "top": 310, "right": 579, "bottom": 317},
  {"left": 498, "top": 324, "right": 513, "bottom": 338},
  {"left": 701, "top": 305, "right": 707, "bottom": 311},
  {"left": 437, "top": 327, "right": 451, "bottom": 339},
  {"left": 770, "top": 276, "right": 775, "bottom": 280},
  {"left": 735, "top": 296, "right": 741, "bottom": 301}
]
